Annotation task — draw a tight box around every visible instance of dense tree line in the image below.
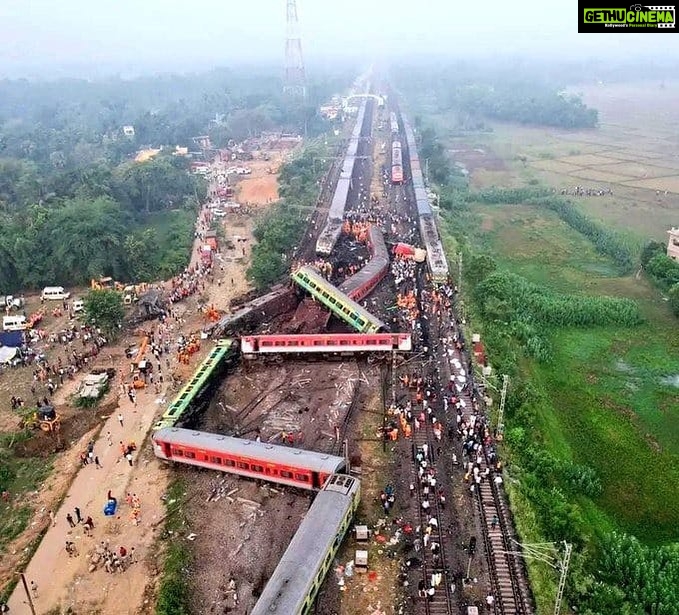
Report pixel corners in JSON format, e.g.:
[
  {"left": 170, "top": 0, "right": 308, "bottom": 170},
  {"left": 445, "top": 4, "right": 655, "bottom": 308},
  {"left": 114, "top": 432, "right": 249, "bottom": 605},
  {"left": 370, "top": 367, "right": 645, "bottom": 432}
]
[
  {"left": 0, "top": 151, "right": 202, "bottom": 290},
  {"left": 472, "top": 268, "right": 641, "bottom": 362},
  {"left": 641, "top": 240, "right": 679, "bottom": 317},
  {"left": 394, "top": 62, "right": 598, "bottom": 130},
  {"left": 0, "top": 66, "right": 349, "bottom": 172},
  {"left": 0, "top": 66, "right": 356, "bottom": 292}
]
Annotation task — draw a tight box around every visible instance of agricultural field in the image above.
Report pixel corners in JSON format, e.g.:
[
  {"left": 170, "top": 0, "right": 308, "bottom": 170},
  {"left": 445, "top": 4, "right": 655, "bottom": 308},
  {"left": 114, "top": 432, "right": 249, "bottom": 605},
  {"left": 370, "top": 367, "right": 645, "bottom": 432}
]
[
  {"left": 435, "top": 80, "right": 679, "bottom": 241},
  {"left": 448, "top": 203, "right": 679, "bottom": 541},
  {"left": 435, "top": 81, "right": 679, "bottom": 544}
]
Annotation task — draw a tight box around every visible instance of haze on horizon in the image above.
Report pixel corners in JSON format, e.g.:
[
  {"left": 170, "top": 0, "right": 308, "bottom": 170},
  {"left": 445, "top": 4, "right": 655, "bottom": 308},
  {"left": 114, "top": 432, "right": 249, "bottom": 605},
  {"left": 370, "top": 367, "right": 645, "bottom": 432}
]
[{"left": 0, "top": 0, "right": 677, "bottom": 78}]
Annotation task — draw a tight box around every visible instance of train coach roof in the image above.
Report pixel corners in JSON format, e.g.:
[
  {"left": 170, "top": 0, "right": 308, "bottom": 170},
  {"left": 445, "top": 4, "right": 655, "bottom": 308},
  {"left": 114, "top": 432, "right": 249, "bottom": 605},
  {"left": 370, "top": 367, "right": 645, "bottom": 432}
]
[
  {"left": 252, "top": 476, "right": 359, "bottom": 614},
  {"left": 154, "top": 427, "right": 346, "bottom": 474}
]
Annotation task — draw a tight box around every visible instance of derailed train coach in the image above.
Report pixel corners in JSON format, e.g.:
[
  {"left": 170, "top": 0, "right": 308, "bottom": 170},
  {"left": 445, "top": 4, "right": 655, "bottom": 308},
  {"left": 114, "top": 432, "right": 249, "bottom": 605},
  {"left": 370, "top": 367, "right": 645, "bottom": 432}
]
[
  {"left": 251, "top": 475, "right": 360, "bottom": 615},
  {"left": 152, "top": 427, "right": 346, "bottom": 490}
]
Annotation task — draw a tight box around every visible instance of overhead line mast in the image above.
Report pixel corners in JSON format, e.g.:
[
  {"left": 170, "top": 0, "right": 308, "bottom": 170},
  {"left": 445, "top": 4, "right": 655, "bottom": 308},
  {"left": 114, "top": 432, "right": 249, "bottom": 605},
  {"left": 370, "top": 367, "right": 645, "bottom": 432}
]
[{"left": 283, "top": 0, "right": 307, "bottom": 100}]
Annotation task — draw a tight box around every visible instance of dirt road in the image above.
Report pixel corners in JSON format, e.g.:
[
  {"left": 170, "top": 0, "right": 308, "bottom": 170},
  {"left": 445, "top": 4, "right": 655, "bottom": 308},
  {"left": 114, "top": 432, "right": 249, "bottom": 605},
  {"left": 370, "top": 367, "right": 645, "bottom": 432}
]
[{"left": 6, "top": 175, "right": 264, "bottom": 614}]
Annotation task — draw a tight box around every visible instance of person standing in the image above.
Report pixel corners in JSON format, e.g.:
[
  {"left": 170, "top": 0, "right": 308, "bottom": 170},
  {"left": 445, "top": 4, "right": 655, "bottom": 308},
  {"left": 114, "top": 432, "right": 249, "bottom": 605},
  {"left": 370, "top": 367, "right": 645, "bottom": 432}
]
[
  {"left": 66, "top": 513, "right": 76, "bottom": 528},
  {"left": 48, "top": 509, "right": 56, "bottom": 527},
  {"left": 74, "top": 507, "right": 82, "bottom": 524},
  {"left": 117, "top": 413, "right": 124, "bottom": 428}
]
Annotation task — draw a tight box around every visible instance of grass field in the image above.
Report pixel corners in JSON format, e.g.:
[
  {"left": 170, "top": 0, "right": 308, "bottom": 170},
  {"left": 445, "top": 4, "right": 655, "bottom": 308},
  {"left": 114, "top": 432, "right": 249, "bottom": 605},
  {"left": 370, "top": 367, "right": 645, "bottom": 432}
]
[
  {"left": 434, "top": 81, "right": 679, "bottom": 241},
  {"left": 449, "top": 202, "right": 679, "bottom": 542},
  {"left": 432, "top": 81, "right": 679, "bottom": 544}
]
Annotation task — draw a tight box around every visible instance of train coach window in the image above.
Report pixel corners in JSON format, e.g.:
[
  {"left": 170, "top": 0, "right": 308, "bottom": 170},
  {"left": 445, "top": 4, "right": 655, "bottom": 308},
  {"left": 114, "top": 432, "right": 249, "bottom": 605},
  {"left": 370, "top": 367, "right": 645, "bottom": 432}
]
[
  {"left": 209, "top": 457, "right": 222, "bottom": 465},
  {"left": 313, "top": 340, "right": 323, "bottom": 346},
  {"left": 224, "top": 459, "right": 235, "bottom": 467},
  {"left": 171, "top": 449, "right": 184, "bottom": 457},
  {"left": 185, "top": 451, "right": 196, "bottom": 459},
  {"left": 340, "top": 340, "right": 349, "bottom": 346},
  {"left": 294, "top": 473, "right": 310, "bottom": 482},
  {"left": 237, "top": 461, "right": 250, "bottom": 470},
  {"left": 280, "top": 470, "right": 293, "bottom": 479},
  {"left": 251, "top": 464, "right": 263, "bottom": 473}
]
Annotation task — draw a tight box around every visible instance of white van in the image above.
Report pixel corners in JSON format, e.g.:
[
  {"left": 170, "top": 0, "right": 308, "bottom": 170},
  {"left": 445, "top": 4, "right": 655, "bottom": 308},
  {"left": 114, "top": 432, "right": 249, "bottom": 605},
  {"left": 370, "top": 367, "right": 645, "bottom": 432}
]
[
  {"left": 72, "top": 299, "right": 85, "bottom": 313},
  {"left": 41, "top": 286, "right": 70, "bottom": 301},
  {"left": 3, "top": 315, "right": 27, "bottom": 331}
]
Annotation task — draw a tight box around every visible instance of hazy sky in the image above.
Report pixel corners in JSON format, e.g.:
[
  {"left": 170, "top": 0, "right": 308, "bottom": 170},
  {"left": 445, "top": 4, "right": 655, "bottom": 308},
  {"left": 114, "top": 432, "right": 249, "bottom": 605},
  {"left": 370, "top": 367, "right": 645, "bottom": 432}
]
[{"left": 1, "top": 0, "right": 678, "bottom": 77}]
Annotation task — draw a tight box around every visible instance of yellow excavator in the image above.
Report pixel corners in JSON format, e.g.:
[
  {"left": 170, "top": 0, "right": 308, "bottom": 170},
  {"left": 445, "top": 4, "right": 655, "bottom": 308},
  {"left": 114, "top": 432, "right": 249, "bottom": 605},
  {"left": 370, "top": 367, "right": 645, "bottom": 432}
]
[
  {"left": 22, "top": 404, "right": 61, "bottom": 432},
  {"left": 90, "top": 277, "right": 124, "bottom": 291}
]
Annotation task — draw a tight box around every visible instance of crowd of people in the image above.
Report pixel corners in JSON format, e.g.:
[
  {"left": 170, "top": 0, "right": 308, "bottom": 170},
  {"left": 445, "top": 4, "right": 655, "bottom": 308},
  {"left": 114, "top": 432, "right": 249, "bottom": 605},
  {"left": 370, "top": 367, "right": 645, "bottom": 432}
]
[{"left": 559, "top": 185, "right": 612, "bottom": 196}]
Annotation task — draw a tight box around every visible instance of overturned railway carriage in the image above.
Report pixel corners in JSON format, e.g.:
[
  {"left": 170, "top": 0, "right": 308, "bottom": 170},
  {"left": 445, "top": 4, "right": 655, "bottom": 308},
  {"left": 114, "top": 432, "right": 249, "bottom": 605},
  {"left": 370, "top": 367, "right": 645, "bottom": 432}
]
[
  {"left": 205, "top": 285, "right": 297, "bottom": 337},
  {"left": 251, "top": 474, "right": 360, "bottom": 615},
  {"left": 152, "top": 427, "right": 346, "bottom": 490},
  {"left": 241, "top": 332, "right": 412, "bottom": 356},
  {"left": 402, "top": 117, "right": 449, "bottom": 283},
  {"left": 291, "top": 266, "right": 386, "bottom": 333},
  {"left": 339, "top": 224, "right": 389, "bottom": 302},
  {"left": 152, "top": 339, "right": 237, "bottom": 431}
]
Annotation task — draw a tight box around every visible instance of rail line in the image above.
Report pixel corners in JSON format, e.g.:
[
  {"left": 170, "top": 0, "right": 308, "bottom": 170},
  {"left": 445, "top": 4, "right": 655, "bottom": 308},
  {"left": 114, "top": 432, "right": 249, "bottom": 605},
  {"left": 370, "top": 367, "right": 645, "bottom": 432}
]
[
  {"left": 438, "top": 308, "right": 534, "bottom": 614},
  {"left": 477, "top": 460, "right": 534, "bottom": 614}
]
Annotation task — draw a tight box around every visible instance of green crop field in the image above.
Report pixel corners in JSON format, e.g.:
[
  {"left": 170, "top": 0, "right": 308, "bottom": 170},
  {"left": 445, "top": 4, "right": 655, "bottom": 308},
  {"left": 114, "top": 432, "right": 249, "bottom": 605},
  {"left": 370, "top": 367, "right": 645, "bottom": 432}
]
[{"left": 433, "top": 81, "right": 679, "bottom": 545}]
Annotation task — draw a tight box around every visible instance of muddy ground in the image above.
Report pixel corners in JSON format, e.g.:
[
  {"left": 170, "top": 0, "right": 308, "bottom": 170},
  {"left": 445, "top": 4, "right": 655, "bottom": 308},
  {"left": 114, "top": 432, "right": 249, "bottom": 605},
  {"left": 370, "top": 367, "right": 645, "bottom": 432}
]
[{"left": 183, "top": 359, "right": 362, "bottom": 614}]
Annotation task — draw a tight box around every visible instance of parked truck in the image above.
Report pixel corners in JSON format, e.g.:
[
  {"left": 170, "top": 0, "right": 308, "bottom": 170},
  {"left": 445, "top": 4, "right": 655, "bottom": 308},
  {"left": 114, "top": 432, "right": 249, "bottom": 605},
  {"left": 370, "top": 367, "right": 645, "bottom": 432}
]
[
  {"left": 200, "top": 245, "right": 214, "bottom": 266},
  {"left": 205, "top": 231, "right": 218, "bottom": 252}
]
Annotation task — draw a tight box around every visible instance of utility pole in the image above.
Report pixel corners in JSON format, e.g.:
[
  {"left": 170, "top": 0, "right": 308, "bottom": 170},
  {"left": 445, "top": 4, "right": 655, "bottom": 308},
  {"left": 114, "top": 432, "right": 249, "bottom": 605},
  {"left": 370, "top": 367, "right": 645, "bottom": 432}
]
[
  {"left": 503, "top": 539, "right": 573, "bottom": 615},
  {"left": 457, "top": 251, "right": 462, "bottom": 290},
  {"left": 496, "top": 374, "right": 509, "bottom": 439},
  {"left": 283, "top": 0, "right": 306, "bottom": 101},
  {"left": 19, "top": 572, "right": 37, "bottom": 615},
  {"left": 343, "top": 438, "right": 350, "bottom": 473},
  {"left": 554, "top": 542, "right": 572, "bottom": 615}
]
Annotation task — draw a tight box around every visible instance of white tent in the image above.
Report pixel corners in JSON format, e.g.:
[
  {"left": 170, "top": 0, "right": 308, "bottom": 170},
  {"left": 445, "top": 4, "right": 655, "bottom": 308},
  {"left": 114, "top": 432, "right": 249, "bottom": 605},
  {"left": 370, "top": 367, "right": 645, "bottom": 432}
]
[{"left": 0, "top": 347, "right": 18, "bottom": 364}]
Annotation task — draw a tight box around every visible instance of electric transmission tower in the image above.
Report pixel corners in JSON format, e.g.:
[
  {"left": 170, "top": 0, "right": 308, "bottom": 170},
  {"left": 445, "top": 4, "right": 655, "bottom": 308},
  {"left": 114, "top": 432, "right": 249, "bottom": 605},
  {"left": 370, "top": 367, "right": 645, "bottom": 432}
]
[{"left": 284, "top": 0, "right": 307, "bottom": 100}]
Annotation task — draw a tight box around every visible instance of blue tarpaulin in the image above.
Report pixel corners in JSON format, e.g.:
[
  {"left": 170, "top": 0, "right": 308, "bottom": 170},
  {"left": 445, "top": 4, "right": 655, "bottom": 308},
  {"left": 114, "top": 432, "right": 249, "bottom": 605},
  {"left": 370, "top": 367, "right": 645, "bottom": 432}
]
[{"left": 0, "top": 330, "right": 23, "bottom": 348}]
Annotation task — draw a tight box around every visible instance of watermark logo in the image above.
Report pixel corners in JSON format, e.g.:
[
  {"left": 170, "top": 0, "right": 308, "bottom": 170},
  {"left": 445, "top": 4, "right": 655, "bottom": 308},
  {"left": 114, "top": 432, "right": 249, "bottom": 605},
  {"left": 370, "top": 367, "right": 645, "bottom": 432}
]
[{"left": 579, "top": 3, "right": 676, "bottom": 31}]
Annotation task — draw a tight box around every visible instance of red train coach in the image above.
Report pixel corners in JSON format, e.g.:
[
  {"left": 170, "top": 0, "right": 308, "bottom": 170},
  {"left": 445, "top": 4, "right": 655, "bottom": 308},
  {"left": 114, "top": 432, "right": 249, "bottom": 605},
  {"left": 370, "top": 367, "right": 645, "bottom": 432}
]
[
  {"left": 241, "top": 332, "right": 412, "bottom": 356},
  {"left": 153, "top": 427, "right": 346, "bottom": 490}
]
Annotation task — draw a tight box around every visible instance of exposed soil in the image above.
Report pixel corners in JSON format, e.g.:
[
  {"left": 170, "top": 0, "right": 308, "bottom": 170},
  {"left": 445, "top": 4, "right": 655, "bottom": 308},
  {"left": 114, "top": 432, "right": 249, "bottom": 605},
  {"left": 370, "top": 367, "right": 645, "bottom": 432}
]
[
  {"left": 449, "top": 146, "right": 507, "bottom": 173},
  {"left": 235, "top": 157, "right": 288, "bottom": 206}
]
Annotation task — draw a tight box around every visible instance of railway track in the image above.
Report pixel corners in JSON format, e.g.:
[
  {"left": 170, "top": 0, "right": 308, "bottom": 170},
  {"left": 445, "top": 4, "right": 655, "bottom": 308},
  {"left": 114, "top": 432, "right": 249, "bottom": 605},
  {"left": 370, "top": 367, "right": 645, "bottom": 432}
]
[
  {"left": 408, "top": 409, "right": 454, "bottom": 615},
  {"left": 439, "top": 311, "right": 534, "bottom": 614}
]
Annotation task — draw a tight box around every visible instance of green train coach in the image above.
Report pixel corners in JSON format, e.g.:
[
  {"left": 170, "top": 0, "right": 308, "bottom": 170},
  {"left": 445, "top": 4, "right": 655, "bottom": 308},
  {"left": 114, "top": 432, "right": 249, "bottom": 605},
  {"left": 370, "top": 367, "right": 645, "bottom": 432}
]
[
  {"left": 153, "top": 338, "right": 237, "bottom": 431},
  {"left": 291, "top": 266, "right": 386, "bottom": 334}
]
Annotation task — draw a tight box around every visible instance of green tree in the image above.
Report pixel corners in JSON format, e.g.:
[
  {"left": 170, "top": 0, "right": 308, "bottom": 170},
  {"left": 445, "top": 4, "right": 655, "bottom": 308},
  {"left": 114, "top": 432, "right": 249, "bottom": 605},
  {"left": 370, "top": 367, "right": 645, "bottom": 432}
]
[
  {"left": 640, "top": 240, "right": 665, "bottom": 267},
  {"left": 466, "top": 254, "right": 497, "bottom": 286},
  {"left": 669, "top": 284, "right": 679, "bottom": 317},
  {"left": 84, "top": 290, "right": 125, "bottom": 338},
  {"left": 124, "top": 229, "right": 158, "bottom": 281}
]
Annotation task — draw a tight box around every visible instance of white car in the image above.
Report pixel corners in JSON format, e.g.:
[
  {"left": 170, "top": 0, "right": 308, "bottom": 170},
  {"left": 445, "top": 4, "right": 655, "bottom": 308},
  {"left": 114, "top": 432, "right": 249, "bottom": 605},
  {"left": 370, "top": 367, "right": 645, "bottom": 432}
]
[{"left": 212, "top": 210, "right": 228, "bottom": 217}]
